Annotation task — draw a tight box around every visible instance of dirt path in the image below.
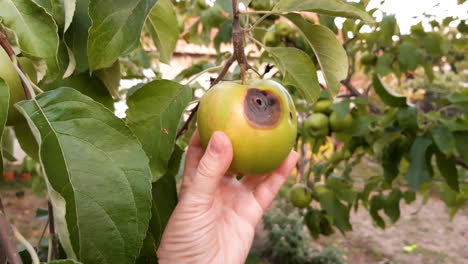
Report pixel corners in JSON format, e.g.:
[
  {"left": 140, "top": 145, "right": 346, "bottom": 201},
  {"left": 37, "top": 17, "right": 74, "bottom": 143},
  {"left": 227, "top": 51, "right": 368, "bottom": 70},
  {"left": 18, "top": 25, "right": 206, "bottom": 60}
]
[
  {"left": 314, "top": 197, "right": 468, "bottom": 264},
  {"left": 1, "top": 188, "right": 48, "bottom": 243}
]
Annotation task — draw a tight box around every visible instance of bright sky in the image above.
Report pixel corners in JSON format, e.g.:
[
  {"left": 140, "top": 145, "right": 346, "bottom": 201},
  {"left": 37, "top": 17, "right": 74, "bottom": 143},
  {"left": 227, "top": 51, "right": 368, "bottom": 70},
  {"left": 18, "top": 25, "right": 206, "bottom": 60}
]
[{"left": 363, "top": 0, "right": 468, "bottom": 33}]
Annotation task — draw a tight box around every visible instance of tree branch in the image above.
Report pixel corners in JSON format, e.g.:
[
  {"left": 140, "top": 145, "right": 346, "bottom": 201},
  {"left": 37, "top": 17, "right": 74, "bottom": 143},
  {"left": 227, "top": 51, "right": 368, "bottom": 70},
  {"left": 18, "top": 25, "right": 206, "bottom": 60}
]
[
  {"left": 456, "top": 158, "right": 468, "bottom": 170},
  {"left": 48, "top": 201, "right": 59, "bottom": 261},
  {"left": 176, "top": 0, "right": 259, "bottom": 139},
  {"left": 0, "top": 24, "right": 32, "bottom": 100}
]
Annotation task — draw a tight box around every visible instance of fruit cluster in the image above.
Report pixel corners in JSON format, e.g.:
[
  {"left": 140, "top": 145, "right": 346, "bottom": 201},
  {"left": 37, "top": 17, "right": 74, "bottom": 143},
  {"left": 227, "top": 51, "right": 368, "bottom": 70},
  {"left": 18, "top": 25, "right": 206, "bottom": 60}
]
[{"left": 304, "top": 99, "right": 353, "bottom": 138}]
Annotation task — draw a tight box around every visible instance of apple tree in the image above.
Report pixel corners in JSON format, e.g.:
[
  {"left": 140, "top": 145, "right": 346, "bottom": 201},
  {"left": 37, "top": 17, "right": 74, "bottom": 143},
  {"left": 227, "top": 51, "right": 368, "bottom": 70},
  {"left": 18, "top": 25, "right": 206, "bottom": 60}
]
[{"left": 0, "top": 0, "right": 466, "bottom": 263}]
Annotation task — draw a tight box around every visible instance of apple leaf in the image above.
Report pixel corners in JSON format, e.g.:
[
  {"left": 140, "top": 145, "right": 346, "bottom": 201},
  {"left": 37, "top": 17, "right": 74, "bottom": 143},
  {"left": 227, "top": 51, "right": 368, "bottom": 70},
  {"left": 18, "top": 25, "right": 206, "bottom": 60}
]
[
  {"left": 372, "top": 74, "right": 407, "bottom": 107},
  {"left": 88, "top": 0, "right": 157, "bottom": 71},
  {"left": 273, "top": 0, "right": 374, "bottom": 23},
  {"left": 41, "top": 71, "right": 114, "bottom": 110},
  {"left": 0, "top": 0, "right": 61, "bottom": 78},
  {"left": 285, "top": 14, "right": 347, "bottom": 96},
  {"left": 405, "top": 137, "right": 434, "bottom": 191},
  {"left": 64, "top": 0, "right": 91, "bottom": 72},
  {"left": 435, "top": 151, "right": 459, "bottom": 192},
  {"left": 95, "top": 61, "right": 122, "bottom": 99},
  {"left": 126, "top": 80, "right": 191, "bottom": 181},
  {"left": 15, "top": 88, "right": 152, "bottom": 264},
  {"left": 146, "top": 0, "right": 179, "bottom": 64},
  {"left": 14, "top": 121, "right": 39, "bottom": 161},
  {"left": 267, "top": 47, "right": 320, "bottom": 104}
]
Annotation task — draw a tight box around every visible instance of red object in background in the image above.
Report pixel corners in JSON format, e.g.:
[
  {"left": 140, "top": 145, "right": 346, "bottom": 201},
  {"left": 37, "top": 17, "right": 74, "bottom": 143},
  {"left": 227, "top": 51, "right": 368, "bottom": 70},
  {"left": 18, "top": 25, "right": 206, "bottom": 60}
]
[
  {"left": 21, "top": 172, "right": 32, "bottom": 181},
  {"left": 3, "top": 171, "right": 15, "bottom": 181}
]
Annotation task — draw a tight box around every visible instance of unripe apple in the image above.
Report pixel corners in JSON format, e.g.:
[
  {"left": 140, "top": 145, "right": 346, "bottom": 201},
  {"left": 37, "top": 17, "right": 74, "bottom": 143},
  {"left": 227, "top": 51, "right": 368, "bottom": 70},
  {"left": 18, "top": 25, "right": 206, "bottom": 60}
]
[
  {"left": 329, "top": 111, "right": 353, "bottom": 132},
  {"left": 304, "top": 113, "right": 329, "bottom": 137},
  {"left": 290, "top": 183, "right": 313, "bottom": 208},
  {"left": 0, "top": 48, "right": 26, "bottom": 125},
  {"left": 197, "top": 79, "right": 297, "bottom": 175},
  {"left": 275, "top": 21, "right": 292, "bottom": 38},
  {"left": 263, "top": 31, "right": 278, "bottom": 47},
  {"left": 313, "top": 99, "right": 333, "bottom": 114}
]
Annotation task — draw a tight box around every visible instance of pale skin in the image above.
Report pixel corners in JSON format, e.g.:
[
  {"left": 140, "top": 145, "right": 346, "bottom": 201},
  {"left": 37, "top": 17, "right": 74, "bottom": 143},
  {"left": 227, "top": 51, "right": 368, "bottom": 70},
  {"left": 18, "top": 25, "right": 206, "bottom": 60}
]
[{"left": 157, "top": 131, "right": 299, "bottom": 264}]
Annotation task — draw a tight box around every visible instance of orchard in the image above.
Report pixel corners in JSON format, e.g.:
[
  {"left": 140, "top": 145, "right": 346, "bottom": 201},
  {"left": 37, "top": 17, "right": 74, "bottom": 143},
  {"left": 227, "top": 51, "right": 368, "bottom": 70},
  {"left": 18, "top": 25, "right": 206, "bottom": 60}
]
[{"left": 0, "top": 0, "right": 467, "bottom": 263}]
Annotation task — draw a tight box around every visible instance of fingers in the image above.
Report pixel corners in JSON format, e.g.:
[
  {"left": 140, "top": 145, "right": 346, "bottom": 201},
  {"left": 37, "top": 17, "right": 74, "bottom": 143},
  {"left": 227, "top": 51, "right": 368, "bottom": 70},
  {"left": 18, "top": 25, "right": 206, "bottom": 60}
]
[
  {"left": 184, "top": 131, "right": 233, "bottom": 205},
  {"left": 253, "top": 151, "right": 298, "bottom": 211}
]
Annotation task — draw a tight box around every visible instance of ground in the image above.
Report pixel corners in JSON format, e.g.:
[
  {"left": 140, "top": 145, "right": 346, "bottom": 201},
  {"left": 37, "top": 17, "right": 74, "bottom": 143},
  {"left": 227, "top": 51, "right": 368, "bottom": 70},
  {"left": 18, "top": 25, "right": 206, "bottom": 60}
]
[{"left": 1, "top": 178, "right": 467, "bottom": 264}]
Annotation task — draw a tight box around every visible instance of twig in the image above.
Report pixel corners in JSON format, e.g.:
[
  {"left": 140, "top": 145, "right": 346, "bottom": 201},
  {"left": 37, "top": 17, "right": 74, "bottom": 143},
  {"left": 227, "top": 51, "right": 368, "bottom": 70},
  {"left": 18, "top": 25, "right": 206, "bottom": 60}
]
[
  {"left": 48, "top": 201, "right": 59, "bottom": 261},
  {"left": 177, "top": 0, "right": 260, "bottom": 139},
  {"left": 0, "top": 25, "right": 33, "bottom": 100},
  {"left": 0, "top": 197, "right": 21, "bottom": 264},
  {"left": 37, "top": 218, "right": 49, "bottom": 250},
  {"left": 12, "top": 225, "right": 40, "bottom": 264},
  {"left": 340, "top": 78, "right": 381, "bottom": 114},
  {"left": 456, "top": 159, "right": 468, "bottom": 170}
]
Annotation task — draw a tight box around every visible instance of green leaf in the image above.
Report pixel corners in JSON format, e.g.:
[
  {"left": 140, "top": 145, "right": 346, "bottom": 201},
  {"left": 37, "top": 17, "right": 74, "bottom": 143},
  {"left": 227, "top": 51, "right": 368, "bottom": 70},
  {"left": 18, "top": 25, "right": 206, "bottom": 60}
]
[
  {"left": 372, "top": 74, "right": 407, "bottom": 107},
  {"left": 64, "top": 0, "right": 91, "bottom": 72},
  {"left": 454, "top": 131, "right": 468, "bottom": 164},
  {"left": 126, "top": 80, "right": 191, "bottom": 181},
  {"left": 397, "top": 107, "right": 418, "bottom": 133},
  {"left": 435, "top": 151, "right": 459, "bottom": 192},
  {"left": 2, "top": 126, "right": 16, "bottom": 162},
  {"left": 399, "top": 42, "right": 421, "bottom": 71},
  {"left": 15, "top": 88, "right": 152, "bottom": 264},
  {"left": 384, "top": 189, "right": 401, "bottom": 223},
  {"left": 315, "top": 185, "right": 352, "bottom": 232},
  {"left": 14, "top": 121, "right": 39, "bottom": 161},
  {"left": 41, "top": 72, "right": 114, "bottom": 110},
  {"left": 402, "top": 191, "right": 416, "bottom": 204},
  {"left": 0, "top": 79, "right": 10, "bottom": 174},
  {"left": 423, "top": 62, "right": 434, "bottom": 83},
  {"left": 382, "top": 139, "right": 404, "bottom": 184},
  {"left": 95, "top": 61, "right": 122, "bottom": 99},
  {"left": 285, "top": 14, "right": 348, "bottom": 96},
  {"left": 273, "top": 0, "right": 374, "bottom": 23},
  {"left": 267, "top": 47, "right": 320, "bottom": 104},
  {"left": 405, "top": 137, "right": 434, "bottom": 191},
  {"left": 0, "top": 0, "right": 59, "bottom": 67},
  {"left": 304, "top": 208, "right": 322, "bottom": 239},
  {"left": 87, "top": 0, "right": 157, "bottom": 70},
  {"left": 432, "top": 126, "right": 456, "bottom": 157},
  {"left": 137, "top": 146, "right": 182, "bottom": 262},
  {"left": 326, "top": 177, "right": 356, "bottom": 204},
  {"left": 318, "top": 15, "right": 338, "bottom": 34},
  {"left": 369, "top": 194, "right": 385, "bottom": 228},
  {"left": 150, "top": 147, "right": 181, "bottom": 247},
  {"left": 146, "top": 0, "right": 179, "bottom": 64},
  {"left": 375, "top": 53, "right": 393, "bottom": 76},
  {"left": 380, "top": 15, "right": 397, "bottom": 44}
]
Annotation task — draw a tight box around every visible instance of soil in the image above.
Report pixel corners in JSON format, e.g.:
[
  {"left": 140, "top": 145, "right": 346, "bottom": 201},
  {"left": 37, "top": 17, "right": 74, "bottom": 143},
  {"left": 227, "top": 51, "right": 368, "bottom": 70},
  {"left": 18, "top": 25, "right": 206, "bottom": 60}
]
[
  {"left": 2, "top": 180, "right": 467, "bottom": 264},
  {"left": 314, "top": 196, "right": 468, "bottom": 264}
]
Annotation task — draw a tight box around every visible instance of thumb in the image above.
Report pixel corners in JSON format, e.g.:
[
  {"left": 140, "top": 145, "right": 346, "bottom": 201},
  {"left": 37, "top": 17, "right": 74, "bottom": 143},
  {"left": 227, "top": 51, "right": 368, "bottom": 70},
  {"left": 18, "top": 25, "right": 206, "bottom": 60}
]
[{"left": 185, "top": 131, "right": 233, "bottom": 204}]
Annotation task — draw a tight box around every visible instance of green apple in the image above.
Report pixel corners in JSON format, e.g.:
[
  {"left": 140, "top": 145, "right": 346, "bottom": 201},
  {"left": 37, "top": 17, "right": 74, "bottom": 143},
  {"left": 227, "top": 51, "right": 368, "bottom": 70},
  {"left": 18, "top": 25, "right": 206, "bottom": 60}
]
[
  {"left": 0, "top": 48, "right": 26, "bottom": 125},
  {"left": 313, "top": 99, "right": 333, "bottom": 114},
  {"left": 290, "top": 183, "right": 313, "bottom": 208},
  {"left": 329, "top": 111, "right": 353, "bottom": 132},
  {"left": 198, "top": 79, "right": 297, "bottom": 175},
  {"left": 275, "top": 21, "right": 292, "bottom": 37},
  {"left": 304, "top": 113, "right": 329, "bottom": 137}
]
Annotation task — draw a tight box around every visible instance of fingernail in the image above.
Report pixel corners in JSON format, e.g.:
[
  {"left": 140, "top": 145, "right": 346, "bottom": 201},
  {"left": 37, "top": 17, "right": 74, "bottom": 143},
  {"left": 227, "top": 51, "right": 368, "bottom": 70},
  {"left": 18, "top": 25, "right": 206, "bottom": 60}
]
[{"left": 208, "top": 131, "right": 223, "bottom": 155}]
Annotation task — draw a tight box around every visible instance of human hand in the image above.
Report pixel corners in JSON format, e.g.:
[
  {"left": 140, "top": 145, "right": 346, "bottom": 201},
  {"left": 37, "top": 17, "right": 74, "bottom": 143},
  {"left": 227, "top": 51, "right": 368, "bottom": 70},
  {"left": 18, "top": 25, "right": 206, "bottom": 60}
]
[{"left": 157, "top": 131, "right": 298, "bottom": 264}]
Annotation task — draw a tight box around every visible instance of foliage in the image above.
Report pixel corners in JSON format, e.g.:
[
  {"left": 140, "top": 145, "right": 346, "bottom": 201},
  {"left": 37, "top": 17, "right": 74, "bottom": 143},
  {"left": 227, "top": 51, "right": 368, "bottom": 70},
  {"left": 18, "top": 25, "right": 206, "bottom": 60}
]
[
  {"left": 262, "top": 200, "right": 346, "bottom": 264},
  {"left": 0, "top": 0, "right": 466, "bottom": 263}
]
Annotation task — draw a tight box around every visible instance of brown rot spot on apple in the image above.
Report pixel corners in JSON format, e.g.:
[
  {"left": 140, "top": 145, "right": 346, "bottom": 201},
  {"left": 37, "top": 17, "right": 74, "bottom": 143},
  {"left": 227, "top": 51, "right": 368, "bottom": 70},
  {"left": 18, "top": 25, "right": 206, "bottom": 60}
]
[{"left": 244, "top": 88, "right": 282, "bottom": 128}]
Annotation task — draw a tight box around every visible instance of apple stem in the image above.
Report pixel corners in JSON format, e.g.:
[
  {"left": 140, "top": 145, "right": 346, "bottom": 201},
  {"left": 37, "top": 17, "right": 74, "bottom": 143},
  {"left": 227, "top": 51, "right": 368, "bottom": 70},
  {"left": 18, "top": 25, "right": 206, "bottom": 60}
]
[
  {"left": 231, "top": 0, "right": 257, "bottom": 84},
  {"left": 0, "top": 25, "right": 33, "bottom": 100},
  {"left": 176, "top": 0, "right": 260, "bottom": 139}
]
